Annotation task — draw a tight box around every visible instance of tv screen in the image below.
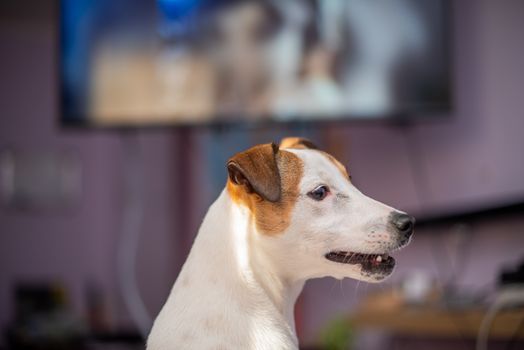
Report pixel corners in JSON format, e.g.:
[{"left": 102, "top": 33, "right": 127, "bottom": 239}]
[{"left": 60, "top": 0, "right": 451, "bottom": 127}]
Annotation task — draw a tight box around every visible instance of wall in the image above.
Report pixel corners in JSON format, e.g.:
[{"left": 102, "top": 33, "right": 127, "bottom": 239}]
[{"left": 0, "top": 0, "right": 179, "bottom": 337}]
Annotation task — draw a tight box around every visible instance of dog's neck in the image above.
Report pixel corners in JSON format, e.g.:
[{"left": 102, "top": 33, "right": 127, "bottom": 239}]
[{"left": 178, "top": 189, "right": 304, "bottom": 346}]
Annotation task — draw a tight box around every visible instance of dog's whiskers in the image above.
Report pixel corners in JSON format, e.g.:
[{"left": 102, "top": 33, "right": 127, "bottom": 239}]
[
  {"left": 354, "top": 279, "right": 362, "bottom": 300},
  {"left": 343, "top": 252, "right": 356, "bottom": 264}
]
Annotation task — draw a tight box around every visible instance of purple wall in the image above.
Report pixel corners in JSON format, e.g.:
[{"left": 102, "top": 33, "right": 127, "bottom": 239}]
[
  {"left": 0, "top": 2, "right": 180, "bottom": 337},
  {"left": 1, "top": 0, "right": 523, "bottom": 348}
]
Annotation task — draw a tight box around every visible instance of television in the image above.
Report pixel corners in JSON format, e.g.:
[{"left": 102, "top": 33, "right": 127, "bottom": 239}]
[{"left": 60, "top": 0, "right": 451, "bottom": 127}]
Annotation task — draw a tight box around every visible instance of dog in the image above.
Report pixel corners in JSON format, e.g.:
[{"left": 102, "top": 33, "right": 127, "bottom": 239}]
[{"left": 147, "top": 137, "right": 414, "bottom": 349}]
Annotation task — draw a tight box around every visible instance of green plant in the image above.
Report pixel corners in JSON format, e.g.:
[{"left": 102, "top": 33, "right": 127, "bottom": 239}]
[{"left": 319, "top": 316, "right": 353, "bottom": 350}]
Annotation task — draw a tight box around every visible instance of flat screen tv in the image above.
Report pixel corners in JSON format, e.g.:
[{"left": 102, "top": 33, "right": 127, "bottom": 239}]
[{"left": 60, "top": 0, "right": 451, "bottom": 127}]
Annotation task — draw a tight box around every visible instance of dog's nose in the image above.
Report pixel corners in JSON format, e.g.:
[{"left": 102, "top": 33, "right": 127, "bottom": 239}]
[{"left": 391, "top": 212, "right": 415, "bottom": 243}]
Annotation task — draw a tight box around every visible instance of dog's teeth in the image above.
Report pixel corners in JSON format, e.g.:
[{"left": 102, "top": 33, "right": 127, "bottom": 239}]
[{"left": 376, "top": 255, "right": 382, "bottom": 263}]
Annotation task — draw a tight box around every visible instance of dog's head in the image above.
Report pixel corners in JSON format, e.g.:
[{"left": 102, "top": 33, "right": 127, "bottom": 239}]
[{"left": 226, "top": 137, "right": 414, "bottom": 283}]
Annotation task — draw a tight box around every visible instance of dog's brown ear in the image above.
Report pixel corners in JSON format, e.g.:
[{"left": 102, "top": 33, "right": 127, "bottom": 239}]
[
  {"left": 227, "top": 143, "right": 281, "bottom": 202},
  {"left": 279, "top": 137, "right": 318, "bottom": 150}
]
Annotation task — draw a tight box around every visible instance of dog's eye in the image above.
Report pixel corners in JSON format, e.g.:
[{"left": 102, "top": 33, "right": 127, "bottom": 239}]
[{"left": 307, "top": 185, "right": 329, "bottom": 201}]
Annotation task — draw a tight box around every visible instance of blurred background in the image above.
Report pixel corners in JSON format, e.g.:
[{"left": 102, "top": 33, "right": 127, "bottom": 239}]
[{"left": 1, "top": 0, "right": 523, "bottom": 349}]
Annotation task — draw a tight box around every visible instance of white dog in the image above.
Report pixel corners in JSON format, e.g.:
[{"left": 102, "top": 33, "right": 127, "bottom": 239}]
[{"left": 148, "top": 137, "right": 414, "bottom": 349}]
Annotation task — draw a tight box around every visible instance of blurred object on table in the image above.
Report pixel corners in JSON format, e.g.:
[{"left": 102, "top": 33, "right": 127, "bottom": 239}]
[{"left": 5, "top": 282, "right": 86, "bottom": 350}]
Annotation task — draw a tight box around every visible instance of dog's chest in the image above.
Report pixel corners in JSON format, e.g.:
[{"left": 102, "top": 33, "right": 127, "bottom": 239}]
[
  {"left": 149, "top": 271, "right": 297, "bottom": 349},
  {"left": 151, "top": 285, "right": 297, "bottom": 349}
]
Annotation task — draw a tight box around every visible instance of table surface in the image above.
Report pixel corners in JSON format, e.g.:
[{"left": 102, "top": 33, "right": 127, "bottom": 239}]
[{"left": 351, "top": 305, "right": 524, "bottom": 339}]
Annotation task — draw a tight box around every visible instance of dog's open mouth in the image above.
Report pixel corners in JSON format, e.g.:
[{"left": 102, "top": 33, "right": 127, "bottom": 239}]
[{"left": 325, "top": 251, "right": 395, "bottom": 275}]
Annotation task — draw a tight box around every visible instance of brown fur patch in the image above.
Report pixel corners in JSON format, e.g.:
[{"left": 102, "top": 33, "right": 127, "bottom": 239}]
[
  {"left": 227, "top": 150, "right": 303, "bottom": 235},
  {"left": 227, "top": 143, "right": 281, "bottom": 202},
  {"left": 279, "top": 137, "right": 318, "bottom": 150},
  {"left": 280, "top": 138, "right": 349, "bottom": 178}
]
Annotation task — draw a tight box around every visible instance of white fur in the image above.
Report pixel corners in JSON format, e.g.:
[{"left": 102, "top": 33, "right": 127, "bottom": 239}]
[{"left": 147, "top": 149, "right": 409, "bottom": 349}]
